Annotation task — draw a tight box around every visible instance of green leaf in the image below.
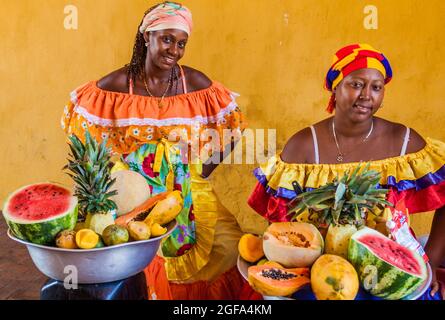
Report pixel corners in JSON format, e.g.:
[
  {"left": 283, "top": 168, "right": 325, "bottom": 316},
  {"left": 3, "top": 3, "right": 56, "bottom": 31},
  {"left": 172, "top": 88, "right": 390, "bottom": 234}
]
[{"left": 334, "top": 182, "right": 347, "bottom": 209}]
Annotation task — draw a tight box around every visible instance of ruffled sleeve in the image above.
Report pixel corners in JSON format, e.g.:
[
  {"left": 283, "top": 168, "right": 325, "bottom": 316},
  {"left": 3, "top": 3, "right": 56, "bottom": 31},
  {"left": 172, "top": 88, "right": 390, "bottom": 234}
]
[
  {"left": 248, "top": 138, "right": 445, "bottom": 222},
  {"left": 61, "top": 80, "right": 247, "bottom": 155}
]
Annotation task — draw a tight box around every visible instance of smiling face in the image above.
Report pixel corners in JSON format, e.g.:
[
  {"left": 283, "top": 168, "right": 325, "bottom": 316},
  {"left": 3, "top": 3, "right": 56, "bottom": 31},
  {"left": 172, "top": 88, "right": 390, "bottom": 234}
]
[
  {"left": 334, "top": 68, "right": 385, "bottom": 123},
  {"left": 144, "top": 29, "right": 188, "bottom": 70}
]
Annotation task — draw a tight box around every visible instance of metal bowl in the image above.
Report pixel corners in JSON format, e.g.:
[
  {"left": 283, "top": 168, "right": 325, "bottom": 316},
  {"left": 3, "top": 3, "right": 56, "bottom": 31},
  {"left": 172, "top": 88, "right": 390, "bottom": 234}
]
[
  {"left": 7, "top": 221, "right": 177, "bottom": 284},
  {"left": 237, "top": 255, "right": 432, "bottom": 300}
]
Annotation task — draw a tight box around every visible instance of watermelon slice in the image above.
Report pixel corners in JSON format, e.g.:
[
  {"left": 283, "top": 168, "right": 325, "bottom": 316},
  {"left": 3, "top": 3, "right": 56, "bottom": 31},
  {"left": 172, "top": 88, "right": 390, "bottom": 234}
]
[
  {"left": 2, "top": 183, "right": 78, "bottom": 245},
  {"left": 348, "top": 227, "right": 427, "bottom": 300}
]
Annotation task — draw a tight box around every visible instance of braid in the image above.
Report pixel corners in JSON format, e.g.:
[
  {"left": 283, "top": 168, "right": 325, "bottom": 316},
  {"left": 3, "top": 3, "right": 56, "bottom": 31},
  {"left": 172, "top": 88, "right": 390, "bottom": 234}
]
[{"left": 126, "top": 1, "right": 184, "bottom": 89}]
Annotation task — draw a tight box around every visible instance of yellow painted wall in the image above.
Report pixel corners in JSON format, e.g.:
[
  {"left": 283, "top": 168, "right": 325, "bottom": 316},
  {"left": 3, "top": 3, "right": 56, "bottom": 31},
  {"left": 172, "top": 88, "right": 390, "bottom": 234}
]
[{"left": 1, "top": 0, "right": 444, "bottom": 236}]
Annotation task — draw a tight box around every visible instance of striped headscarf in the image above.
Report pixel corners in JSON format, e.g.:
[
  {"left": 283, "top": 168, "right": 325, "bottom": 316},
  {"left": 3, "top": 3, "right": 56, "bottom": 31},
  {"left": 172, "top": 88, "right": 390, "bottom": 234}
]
[
  {"left": 325, "top": 43, "right": 393, "bottom": 113},
  {"left": 139, "top": 2, "right": 193, "bottom": 36}
]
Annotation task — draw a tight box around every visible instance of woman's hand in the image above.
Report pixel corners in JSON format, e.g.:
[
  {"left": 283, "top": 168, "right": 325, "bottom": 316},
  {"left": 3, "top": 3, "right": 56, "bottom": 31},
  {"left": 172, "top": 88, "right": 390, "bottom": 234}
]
[{"left": 430, "top": 266, "right": 444, "bottom": 299}]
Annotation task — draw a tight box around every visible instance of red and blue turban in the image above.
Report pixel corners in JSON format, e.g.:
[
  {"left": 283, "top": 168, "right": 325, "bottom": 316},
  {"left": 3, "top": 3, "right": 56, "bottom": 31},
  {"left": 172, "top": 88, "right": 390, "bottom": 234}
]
[{"left": 325, "top": 43, "right": 393, "bottom": 113}]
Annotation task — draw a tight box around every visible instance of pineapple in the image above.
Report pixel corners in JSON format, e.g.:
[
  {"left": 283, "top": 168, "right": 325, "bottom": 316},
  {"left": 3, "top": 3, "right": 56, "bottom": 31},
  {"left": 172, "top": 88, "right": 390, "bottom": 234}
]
[
  {"left": 64, "top": 131, "right": 117, "bottom": 235},
  {"left": 288, "top": 163, "right": 393, "bottom": 257}
]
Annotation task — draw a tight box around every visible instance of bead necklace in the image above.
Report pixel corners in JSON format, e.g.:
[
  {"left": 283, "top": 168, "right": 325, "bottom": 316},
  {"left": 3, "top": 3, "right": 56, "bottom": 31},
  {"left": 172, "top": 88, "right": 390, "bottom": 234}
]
[{"left": 142, "top": 67, "right": 175, "bottom": 108}]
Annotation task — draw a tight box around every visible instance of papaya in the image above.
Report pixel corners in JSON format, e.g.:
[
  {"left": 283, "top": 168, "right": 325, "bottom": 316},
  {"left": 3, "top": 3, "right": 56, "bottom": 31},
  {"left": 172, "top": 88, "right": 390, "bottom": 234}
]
[
  {"left": 248, "top": 265, "right": 310, "bottom": 297},
  {"left": 263, "top": 261, "right": 283, "bottom": 268},
  {"left": 262, "top": 222, "right": 324, "bottom": 268},
  {"left": 144, "top": 190, "right": 183, "bottom": 226},
  {"left": 115, "top": 192, "right": 171, "bottom": 227},
  {"left": 311, "top": 254, "right": 359, "bottom": 300},
  {"left": 238, "top": 233, "right": 264, "bottom": 263}
]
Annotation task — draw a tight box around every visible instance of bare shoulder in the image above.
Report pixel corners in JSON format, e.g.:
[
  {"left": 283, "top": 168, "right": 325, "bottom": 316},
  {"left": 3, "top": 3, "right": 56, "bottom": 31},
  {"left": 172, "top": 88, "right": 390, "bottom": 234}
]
[
  {"left": 281, "top": 127, "right": 315, "bottom": 164},
  {"left": 378, "top": 118, "right": 426, "bottom": 153},
  {"left": 96, "top": 66, "right": 129, "bottom": 93},
  {"left": 182, "top": 65, "right": 212, "bottom": 92},
  {"left": 406, "top": 127, "right": 427, "bottom": 153}
]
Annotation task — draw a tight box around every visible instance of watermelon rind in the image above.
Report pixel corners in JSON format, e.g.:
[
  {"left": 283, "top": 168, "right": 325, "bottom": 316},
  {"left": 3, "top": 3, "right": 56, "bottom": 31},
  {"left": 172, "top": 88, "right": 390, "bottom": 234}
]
[
  {"left": 348, "top": 227, "right": 427, "bottom": 300},
  {"left": 2, "top": 183, "right": 78, "bottom": 245}
]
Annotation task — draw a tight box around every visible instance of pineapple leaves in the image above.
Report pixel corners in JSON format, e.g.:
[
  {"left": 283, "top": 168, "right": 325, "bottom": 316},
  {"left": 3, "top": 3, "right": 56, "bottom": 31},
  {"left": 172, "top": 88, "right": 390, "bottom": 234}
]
[
  {"left": 288, "top": 162, "right": 393, "bottom": 227},
  {"left": 334, "top": 182, "right": 346, "bottom": 210},
  {"left": 63, "top": 130, "right": 117, "bottom": 216}
]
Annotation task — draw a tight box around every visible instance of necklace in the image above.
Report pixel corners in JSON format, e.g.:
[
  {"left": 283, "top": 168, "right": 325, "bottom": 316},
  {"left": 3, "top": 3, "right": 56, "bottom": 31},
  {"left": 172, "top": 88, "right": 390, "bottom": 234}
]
[
  {"left": 142, "top": 68, "right": 174, "bottom": 108},
  {"left": 332, "top": 119, "right": 374, "bottom": 162}
]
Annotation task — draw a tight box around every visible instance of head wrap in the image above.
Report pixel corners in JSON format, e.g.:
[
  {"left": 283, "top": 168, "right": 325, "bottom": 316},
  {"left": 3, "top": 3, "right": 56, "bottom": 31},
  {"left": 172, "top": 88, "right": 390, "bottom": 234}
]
[
  {"left": 324, "top": 43, "right": 393, "bottom": 113},
  {"left": 139, "top": 2, "right": 193, "bottom": 36}
]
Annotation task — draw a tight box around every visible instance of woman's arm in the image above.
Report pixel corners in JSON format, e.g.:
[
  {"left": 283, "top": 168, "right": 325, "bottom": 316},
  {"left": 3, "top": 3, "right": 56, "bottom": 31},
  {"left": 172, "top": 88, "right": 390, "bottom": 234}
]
[
  {"left": 201, "top": 140, "right": 237, "bottom": 178},
  {"left": 425, "top": 206, "right": 445, "bottom": 297}
]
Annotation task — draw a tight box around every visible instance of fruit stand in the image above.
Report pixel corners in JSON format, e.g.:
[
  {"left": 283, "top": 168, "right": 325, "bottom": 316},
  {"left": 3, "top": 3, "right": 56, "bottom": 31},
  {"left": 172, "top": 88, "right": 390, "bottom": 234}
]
[
  {"left": 239, "top": 165, "right": 433, "bottom": 300},
  {"left": 1, "top": 132, "right": 183, "bottom": 300}
]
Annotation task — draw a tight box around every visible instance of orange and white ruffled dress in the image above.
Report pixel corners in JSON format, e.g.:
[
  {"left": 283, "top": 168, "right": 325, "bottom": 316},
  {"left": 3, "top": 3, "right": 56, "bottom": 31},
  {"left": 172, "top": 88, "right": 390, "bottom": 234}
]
[{"left": 61, "top": 77, "right": 247, "bottom": 299}]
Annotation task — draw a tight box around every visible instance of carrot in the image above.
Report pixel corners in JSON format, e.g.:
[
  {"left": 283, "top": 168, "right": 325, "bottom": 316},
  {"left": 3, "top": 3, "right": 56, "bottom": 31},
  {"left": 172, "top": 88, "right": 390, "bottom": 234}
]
[{"left": 114, "top": 191, "right": 171, "bottom": 226}]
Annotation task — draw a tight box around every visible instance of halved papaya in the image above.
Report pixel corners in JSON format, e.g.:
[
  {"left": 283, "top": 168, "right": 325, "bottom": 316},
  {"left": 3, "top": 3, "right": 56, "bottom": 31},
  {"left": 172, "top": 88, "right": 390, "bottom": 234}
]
[
  {"left": 115, "top": 192, "right": 171, "bottom": 227},
  {"left": 247, "top": 265, "right": 310, "bottom": 297},
  {"left": 143, "top": 190, "right": 183, "bottom": 226}
]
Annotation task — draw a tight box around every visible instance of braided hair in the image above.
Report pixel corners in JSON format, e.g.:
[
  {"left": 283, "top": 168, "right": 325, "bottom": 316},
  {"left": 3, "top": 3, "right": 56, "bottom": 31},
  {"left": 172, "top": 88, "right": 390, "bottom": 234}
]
[{"left": 126, "top": 1, "right": 183, "bottom": 88}]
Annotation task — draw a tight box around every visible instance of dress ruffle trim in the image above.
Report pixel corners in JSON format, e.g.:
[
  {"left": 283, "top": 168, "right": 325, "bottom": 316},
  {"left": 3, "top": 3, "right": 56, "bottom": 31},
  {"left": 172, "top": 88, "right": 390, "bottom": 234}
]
[
  {"left": 162, "top": 164, "right": 218, "bottom": 281},
  {"left": 254, "top": 138, "right": 445, "bottom": 200},
  {"left": 61, "top": 81, "right": 246, "bottom": 155},
  {"left": 69, "top": 80, "right": 240, "bottom": 126}
]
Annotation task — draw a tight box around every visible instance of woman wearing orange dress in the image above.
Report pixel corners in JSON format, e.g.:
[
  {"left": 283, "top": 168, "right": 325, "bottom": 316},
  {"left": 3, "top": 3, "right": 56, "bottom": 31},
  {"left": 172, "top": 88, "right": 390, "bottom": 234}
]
[{"left": 62, "top": 2, "right": 246, "bottom": 299}]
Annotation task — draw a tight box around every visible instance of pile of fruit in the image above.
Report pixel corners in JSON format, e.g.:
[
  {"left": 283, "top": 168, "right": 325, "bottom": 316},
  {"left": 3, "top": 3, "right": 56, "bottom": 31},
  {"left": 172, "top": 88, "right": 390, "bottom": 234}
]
[
  {"left": 239, "top": 166, "right": 428, "bottom": 300},
  {"left": 2, "top": 131, "right": 183, "bottom": 250}
]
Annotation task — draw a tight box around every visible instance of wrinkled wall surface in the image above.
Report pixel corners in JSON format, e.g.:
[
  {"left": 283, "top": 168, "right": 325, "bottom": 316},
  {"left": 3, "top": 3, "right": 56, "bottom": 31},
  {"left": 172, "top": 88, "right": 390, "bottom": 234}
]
[{"left": 1, "top": 0, "right": 444, "bottom": 235}]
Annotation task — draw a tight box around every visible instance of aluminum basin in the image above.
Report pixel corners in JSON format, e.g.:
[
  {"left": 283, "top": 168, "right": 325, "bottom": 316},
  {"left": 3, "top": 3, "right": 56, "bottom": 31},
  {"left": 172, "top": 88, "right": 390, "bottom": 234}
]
[{"left": 7, "top": 221, "right": 177, "bottom": 284}]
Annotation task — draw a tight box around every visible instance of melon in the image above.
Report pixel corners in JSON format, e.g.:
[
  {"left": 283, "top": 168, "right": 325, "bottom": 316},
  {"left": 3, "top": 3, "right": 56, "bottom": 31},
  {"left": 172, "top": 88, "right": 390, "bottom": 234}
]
[
  {"left": 348, "top": 227, "right": 427, "bottom": 300},
  {"left": 311, "top": 254, "right": 359, "bottom": 300},
  {"left": 248, "top": 265, "right": 310, "bottom": 297},
  {"left": 109, "top": 170, "right": 151, "bottom": 216},
  {"left": 2, "top": 183, "right": 78, "bottom": 245},
  {"left": 262, "top": 222, "right": 324, "bottom": 268}
]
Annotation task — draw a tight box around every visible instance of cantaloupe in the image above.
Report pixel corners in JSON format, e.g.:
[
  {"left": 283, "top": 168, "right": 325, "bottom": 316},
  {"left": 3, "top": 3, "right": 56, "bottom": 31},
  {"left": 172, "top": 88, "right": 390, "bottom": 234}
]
[
  {"left": 262, "top": 222, "right": 324, "bottom": 268},
  {"left": 109, "top": 170, "right": 151, "bottom": 216}
]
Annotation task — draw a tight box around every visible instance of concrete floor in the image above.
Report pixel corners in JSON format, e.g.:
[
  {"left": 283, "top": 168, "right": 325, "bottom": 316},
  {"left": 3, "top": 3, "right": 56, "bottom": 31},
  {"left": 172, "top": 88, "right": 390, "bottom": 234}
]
[{"left": 0, "top": 217, "right": 46, "bottom": 300}]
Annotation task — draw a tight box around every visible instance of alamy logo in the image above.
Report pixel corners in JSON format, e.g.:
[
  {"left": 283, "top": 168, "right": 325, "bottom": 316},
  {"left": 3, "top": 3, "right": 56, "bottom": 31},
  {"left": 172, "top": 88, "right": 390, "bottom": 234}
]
[
  {"left": 363, "top": 264, "right": 378, "bottom": 290},
  {"left": 364, "top": 5, "right": 378, "bottom": 30},
  {"left": 63, "top": 265, "right": 78, "bottom": 289},
  {"left": 64, "top": 5, "right": 78, "bottom": 30}
]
